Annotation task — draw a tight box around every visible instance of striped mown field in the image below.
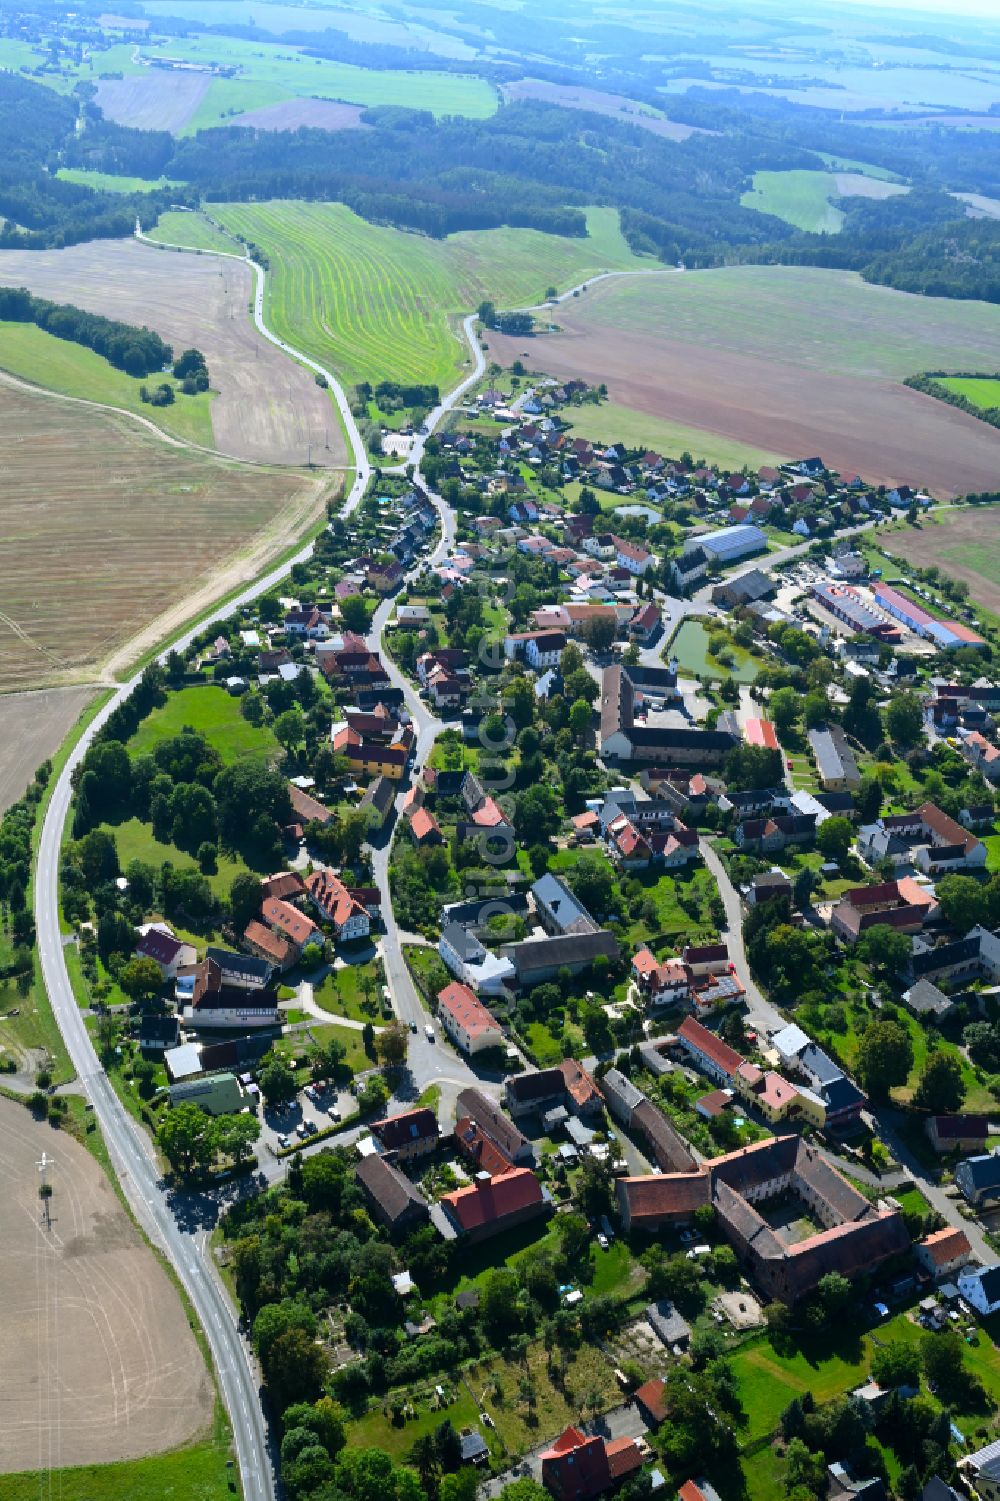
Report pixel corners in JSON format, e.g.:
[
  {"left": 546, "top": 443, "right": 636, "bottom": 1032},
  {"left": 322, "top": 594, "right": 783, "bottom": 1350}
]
[{"left": 212, "top": 200, "right": 651, "bottom": 391}]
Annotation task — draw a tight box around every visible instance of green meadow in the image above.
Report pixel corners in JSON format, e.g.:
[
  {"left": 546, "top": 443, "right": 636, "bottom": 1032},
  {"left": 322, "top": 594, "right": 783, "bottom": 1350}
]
[
  {"left": 938, "top": 374, "right": 1000, "bottom": 410},
  {"left": 212, "top": 200, "right": 649, "bottom": 391},
  {"left": 0, "top": 322, "right": 214, "bottom": 446}
]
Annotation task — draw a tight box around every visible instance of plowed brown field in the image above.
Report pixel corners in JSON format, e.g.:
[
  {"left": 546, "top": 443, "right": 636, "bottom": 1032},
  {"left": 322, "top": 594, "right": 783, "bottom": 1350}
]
[{"left": 488, "top": 266, "right": 1000, "bottom": 496}]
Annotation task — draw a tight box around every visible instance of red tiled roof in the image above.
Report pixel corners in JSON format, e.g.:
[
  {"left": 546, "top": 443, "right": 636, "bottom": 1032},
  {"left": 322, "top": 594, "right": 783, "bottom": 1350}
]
[
  {"left": 261, "top": 871, "right": 305, "bottom": 901},
  {"left": 633, "top": 1377, "right": 667, "bottom": 1424},
  {"left": 605, "top": 1437, "right": 642, "bottom": 1481},
  {"left": 558, "top": 1057, "right": 603, "bottom": 1111},
  {"left": 677, "top": 1016, "right": 744, "bottom": 1078},
  {"left": 920, "top": 1226, "right": 971, "bottom": 1267},
  {"left": 288, "top": 783, "right": 333, "bottom": 824},
  {"left": 437, "top": 982, "right": 500, "bottom": 1040},
  {"left": 244, "top": 920, "right": 293, "bottom": 966},
  {"left": 441, "top": 1168, "right": 543, "bottom": 1231},
  {"left": 618, "top": 1171, "right": 710, "bottom": 1222},
  {"left": 262, "top": 897, "right": 318, "bottom": 948},
  {"left": 744, "top": 717, "right": 779, "bottom": 751},
  {"left": 410, "top": 807, "right": 442, "bottom": 842}
]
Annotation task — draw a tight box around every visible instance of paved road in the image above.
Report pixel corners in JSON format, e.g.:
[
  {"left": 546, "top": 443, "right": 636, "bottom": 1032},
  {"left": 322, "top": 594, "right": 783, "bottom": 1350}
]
[
  {"left": 698, "top": 836, "right": 783, "bottom": 1035},
  {"left": 701, "top": 837, "right": 997, "bottom": 1260}
]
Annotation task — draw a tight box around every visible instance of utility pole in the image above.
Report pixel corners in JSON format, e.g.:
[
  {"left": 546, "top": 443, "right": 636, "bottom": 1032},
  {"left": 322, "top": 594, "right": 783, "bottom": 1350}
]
[{"left": 37, "top": 1151, "right": 53, "bottom": 1229}]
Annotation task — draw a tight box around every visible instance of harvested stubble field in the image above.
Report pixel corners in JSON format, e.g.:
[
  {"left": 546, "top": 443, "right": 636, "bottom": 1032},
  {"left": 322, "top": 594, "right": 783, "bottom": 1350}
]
[
  {"left": 500, "top": 77, "right": 706, "bottom": 139},
  {"left": 486, "top": 265, "right": 1000, "bottom": 496},
  {"left": 228, "top": 98, "right": 368, "bottom": 131},
  {"left": 0, "top": 379, "right": 326, "bottom": 692},
  {"left": 0, "top": 237, "right": 345, "bottom": 467},
  {"left": 878, "top": 508, "right": 1000, "bottom": 616},
  {"left": 0, "top": 1095, "right": 212, "bottom": 1474},
  {"left": 212, "top": 199, "right": 649, "bottom": 391},
  {"left": 94, "top": 70, "right": 210, "bottom": 132},
  {"left": 0, "top": 686, "right": 95, "bottom": 815}
]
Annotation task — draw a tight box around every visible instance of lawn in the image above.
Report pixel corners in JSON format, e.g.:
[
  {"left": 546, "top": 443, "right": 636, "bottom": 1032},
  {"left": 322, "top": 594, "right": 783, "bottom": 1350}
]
[
  {"left": 813, "top": 1001, "right": 992, "bottom": 1114},
  {"left": 0, "top": 320, "right": 215, "bottom": 446},
  {"left": 0, "top": 1427, "right": 234, "bottom": 1501},
  {"left": 56, "top": 167, "right": 184, "bottom": 194},
  {"left": 669, "top": 618, "right": 764, "bottom": 684},
  {"left": 563, "top": 400, "right": 781, "bottom": 472},
  {"left": 312, "top": 960, "right": 382, "bottom": 1022},
  {"left": 211, "top": 201, "right": 650, "bottom": 391},
  {"left": 732, "top": 1330, "right": 870, "bottom": 1441},
  {"left": 144, "top": 210, "right": 241, "bottom": 254},
  {"left": 129, "top": 685, "right": 281, "bottom": 764},
  {"left": 276, "top": 1020, "right": 370, "bottom": 1075},
  {"left": 96, "top": 815, "right": 251, "bottom": 901},
  {"left": 741, "top": 169, "right": 847, "bottom": 234}
]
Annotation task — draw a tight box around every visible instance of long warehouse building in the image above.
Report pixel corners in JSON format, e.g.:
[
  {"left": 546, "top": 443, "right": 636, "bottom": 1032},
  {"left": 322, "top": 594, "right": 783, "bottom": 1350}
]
[{"left": 872, "top": 583, "right": 986, "bottom": 651}]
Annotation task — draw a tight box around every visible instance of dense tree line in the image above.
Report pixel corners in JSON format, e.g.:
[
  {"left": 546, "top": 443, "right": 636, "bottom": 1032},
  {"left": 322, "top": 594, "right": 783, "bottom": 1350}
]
[
  {"left": 0, "top": 284, "right": 171, "bottom": 376},
  {"left": 0, "top": 72, "right": 179, "bottom": 249}
]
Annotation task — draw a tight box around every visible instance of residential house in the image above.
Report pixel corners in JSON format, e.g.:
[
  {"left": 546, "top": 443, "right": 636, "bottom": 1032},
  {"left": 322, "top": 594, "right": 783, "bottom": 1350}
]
[
  {"left": 137, "top": 1014, "right": 180, "bottom": 1054},
  {"left": 915, "top": 1227, "right": 973, "bottom": 1280},
  {"left": 243, "top": 920, "right": 294, "bottom": 972},
  {"left": 961, "top": 1435, "right": 1000, "bottom": 1498},
  {"left": 360, "top": 774, "right": 396, "bottom": 831},
  {"left": 558, "top": 1057, "right": 604, "bottom": 1118},
  {"left": 540, "top": 1426, "right": 643, "bottom": 1501},
  {"left": 178, "top": 950, "right": 279, "bottom": 1030},
  {"left": 926, "top": 1115, "right": 990, "bottom": 1153},
  {"left": 305, "top": 869, "right": 372, "bottom": 942},
  {"left": 370, "top": 1108, "right": 440, "bottom": 1161},
  {"left": 956, "top": 1151, "right": 1000, "bottom": 1208},
  {"left": 830, "top": 879, "right": 938, "bottom": 944},
  {"left": 676, "top": 1016, "right": 744, "bottom": 1085},
  {"left": 260, "top": 896, "right": 319, "bottom": 955},
  {"left": 437, "top": 981, "right": 504, "bottom": 1055},
  {"left": 858, "top": 803, "right": 987, "bottom": 875},
  {"left": 438, "top": 923, "right": 516, "bottom": 995},
  {"left": 504, "top": 1068, "right": 566, "bottom": 1119},
  {"left": 809, "top": 725, "right": 862, "bottom": 792},
  {"left": 956, "top": 1264, "right": 1000, "bottom": 1320},
  {"left": 532, "top": 873, "right": 598, "bottom": 936},
  {"left": 135, "top": 926, "right": 196, "bottom": 979},
  {"left": 682, "top": 943, "right": 730, "bottom": 978}
]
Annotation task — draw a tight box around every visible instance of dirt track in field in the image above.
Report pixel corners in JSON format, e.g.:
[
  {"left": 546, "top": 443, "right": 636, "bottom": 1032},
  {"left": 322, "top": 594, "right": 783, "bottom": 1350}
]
[
  {"left": 0, "top": 687, "right": 95, "bottom": 814},
  {"left": 487, "top": 280, "right": 1000, "bottom": 497},
  {"left": 94, "top": 71, "right": 209, "bottom": 132},
  {"left": 0, "top": 1096, "right": 212, "bottom": 1473},
  {"left": 229, "top": 97, "right": 368, "bottom": 131},
  {"left": 879, "top": 510, "right": 1000, "bottom": 616},
  {"left": 0, "top": 238, "right": 347, "bottom": 468}
]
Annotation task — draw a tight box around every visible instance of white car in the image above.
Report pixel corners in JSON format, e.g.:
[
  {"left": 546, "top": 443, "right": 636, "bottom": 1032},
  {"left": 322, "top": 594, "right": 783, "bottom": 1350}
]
[{"left": 597, "top": 1232, "right": 609, "bottom": 1251}]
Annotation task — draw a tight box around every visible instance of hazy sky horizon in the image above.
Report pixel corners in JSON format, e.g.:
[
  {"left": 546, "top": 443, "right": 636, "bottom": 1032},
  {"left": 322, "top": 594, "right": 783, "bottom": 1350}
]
[{"left": 821, "top": 0, "right": 1000, "bottom": 21}]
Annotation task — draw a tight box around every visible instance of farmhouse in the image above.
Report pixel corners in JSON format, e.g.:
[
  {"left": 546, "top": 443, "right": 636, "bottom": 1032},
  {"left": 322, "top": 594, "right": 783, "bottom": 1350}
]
[{"left": 439, "top": 1168, "right": 549, "bottom": 1242}]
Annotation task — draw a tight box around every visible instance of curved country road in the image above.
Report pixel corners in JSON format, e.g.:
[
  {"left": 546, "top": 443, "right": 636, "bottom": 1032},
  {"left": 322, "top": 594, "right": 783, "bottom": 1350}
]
[
  {"left": 34, "top": 224, "right": 497, "bottom": 1501},
  {"left": 35, "top": 227, "right": 670, "bottom": 1495}
]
